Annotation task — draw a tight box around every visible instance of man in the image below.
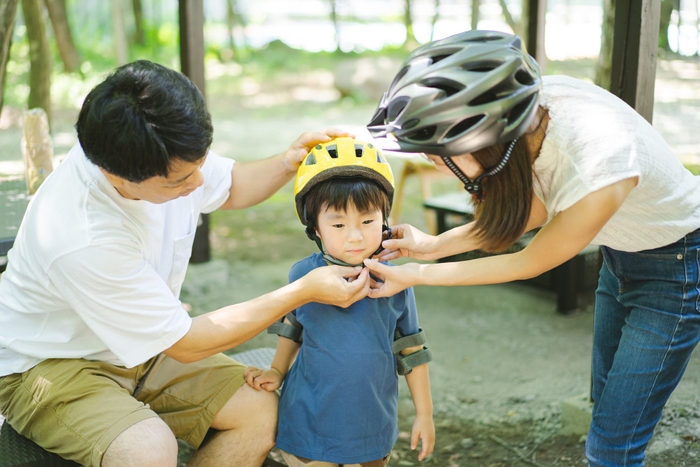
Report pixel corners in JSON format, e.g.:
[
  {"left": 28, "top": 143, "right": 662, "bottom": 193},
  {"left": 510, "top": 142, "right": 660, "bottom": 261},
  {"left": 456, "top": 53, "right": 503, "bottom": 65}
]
[{"left": 0, "top": 60, "right": 369, "bottom": 467}]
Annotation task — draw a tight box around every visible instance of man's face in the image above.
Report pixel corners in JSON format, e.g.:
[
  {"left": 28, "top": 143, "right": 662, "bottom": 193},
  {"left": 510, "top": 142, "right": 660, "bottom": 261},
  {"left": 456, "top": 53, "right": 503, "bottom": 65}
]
[
  {"left": 104, "top": 156, "right": 207, "bottom": 204},
  {"left": 315, "top": 203, "right": 384, "bottom": 265}
]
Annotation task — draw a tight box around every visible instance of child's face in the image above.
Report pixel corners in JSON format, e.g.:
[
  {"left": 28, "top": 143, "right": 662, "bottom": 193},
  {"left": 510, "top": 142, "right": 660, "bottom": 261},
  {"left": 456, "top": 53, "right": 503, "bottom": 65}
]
[{"left": 315, "top": 203, "right": 384, "bottom": 264}]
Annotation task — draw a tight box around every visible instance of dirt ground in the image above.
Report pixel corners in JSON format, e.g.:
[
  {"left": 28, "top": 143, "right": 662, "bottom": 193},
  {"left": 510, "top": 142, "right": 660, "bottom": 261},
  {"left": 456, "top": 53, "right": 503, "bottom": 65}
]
[{"left": 3, "top": 54, "right": 700, "bottom": 466}]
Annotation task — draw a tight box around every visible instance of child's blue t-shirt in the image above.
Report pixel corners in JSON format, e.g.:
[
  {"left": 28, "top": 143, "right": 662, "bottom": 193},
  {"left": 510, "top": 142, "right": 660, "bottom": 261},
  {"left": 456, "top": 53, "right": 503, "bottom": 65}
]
[{"left": 275, "top": 252, "right": 421, "bottom": 464}]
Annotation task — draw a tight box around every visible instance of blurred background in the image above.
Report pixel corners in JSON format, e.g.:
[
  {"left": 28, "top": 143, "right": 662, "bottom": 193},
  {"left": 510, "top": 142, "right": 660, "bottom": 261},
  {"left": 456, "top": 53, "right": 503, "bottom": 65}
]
[{"left": 3, "top": 2, "right": 700, "bottom": 465}]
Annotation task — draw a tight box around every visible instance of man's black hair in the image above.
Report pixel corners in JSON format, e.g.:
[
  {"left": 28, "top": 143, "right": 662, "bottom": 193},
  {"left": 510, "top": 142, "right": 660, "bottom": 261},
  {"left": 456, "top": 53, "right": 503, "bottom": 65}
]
[
  {"left": 76, "top": 60, "right": 213, "bottom": 183},
  {"left": 304, "top": 177, "right": 391, "bottom": 230}
]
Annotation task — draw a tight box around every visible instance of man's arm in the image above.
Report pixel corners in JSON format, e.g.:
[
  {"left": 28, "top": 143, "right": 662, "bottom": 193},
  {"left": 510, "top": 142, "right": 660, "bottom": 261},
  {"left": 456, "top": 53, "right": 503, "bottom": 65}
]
[
  {"left": 218, "top": 129, "right": 352, "bottom": 210},
  {"left": 164, "top": 265, "right": 369, "bottom": 363}
]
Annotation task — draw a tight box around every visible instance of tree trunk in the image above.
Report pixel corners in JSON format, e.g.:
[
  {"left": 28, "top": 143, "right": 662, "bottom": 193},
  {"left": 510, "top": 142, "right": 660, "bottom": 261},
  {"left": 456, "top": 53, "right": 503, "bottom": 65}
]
[
  {"left": 112, "top": 0, "right": 128, "bottom": 65},
  {"left": 659, "top": 0, "right": 676, "bottom": 51},
  {"left": 329, "top": 0, "right": 339, "bottom": 51},
  {"left": 430, "top": 0, "right": 440, "bottom": 41},
  {"left": 498, "top": 0, "right": 517, "bottom": 34},
  {"left": 131, "top": 0, "right": 144, "bottom": 45},
  {"left": 403, "top": 0, "right": 418, "bottom": 49},
  {"left": 21, "top": 0, "right": 52, "bottom": 128},
  {"left": 594, "top": 0, "right": 614, "bottom": 90},
  {"left": 45, "top": 0, "right": 80, "bottom": 73},
  {"left": 0, "top": 0, "right": 19, "bottom": 115},
  {"left": 471, "top": 0, "right": 479, "bottom": 30}
]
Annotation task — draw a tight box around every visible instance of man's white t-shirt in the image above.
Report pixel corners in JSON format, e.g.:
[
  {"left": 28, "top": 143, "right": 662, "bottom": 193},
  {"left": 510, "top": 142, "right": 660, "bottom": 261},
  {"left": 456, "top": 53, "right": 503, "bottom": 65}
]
[
  {"left": 0, "top": 144, "right": 235, "bottom": 376},
  {"left": 535, "top": 75, "right": 700, "bottom": 252}
]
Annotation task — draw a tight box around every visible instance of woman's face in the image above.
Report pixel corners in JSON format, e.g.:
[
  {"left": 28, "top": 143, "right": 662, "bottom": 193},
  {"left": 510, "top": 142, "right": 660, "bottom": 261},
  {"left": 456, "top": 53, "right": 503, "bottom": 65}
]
[{"left": 423, "top": 153, "right": 484, "bottom": 180}]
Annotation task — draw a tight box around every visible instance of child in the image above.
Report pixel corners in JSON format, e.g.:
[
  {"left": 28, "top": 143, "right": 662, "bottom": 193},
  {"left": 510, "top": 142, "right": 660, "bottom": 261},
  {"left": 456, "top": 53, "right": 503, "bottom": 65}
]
[{"left": 244, "top": 137, "right": 435, "bottom": 466}]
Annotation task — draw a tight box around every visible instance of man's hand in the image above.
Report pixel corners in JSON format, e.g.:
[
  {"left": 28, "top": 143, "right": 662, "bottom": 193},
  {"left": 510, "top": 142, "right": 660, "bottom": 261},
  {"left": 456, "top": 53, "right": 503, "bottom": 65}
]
[
  {"left": 244, "top": 366, "right": 284, "bottom": 392},
  {"left": 374, "top": 224, "right": 440, "bottom": 262},
  {"left": 282, "top": 128, "right": 355, "bottom": 174},
  {"left": 301, "top": 265, "right": 370, "bottom": 307},
  {"left": 411, "top": 413, "right": 435, "bottom": 461}
]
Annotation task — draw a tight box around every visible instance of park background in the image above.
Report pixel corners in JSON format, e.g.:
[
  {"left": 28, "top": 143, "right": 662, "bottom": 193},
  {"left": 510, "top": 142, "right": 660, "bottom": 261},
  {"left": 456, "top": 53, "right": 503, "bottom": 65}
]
[{"left": 2, "top": 1, "right": 700, "bottom": 466}]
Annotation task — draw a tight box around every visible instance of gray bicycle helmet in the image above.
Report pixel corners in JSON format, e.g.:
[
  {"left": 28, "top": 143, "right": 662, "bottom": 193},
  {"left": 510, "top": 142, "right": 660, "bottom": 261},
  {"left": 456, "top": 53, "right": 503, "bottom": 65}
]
[{"left": 367, "top": 30, "right": 542, "bottom": 158}]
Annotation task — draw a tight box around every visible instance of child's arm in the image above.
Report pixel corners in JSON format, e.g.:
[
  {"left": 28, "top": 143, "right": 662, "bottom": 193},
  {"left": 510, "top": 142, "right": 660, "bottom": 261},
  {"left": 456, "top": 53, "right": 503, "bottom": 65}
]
[
  {"left": 402, "top": 344, "right": 435, "bottom": 462},
  {"left": 244, "top": 318, "right": 301, "bottom": 392}
]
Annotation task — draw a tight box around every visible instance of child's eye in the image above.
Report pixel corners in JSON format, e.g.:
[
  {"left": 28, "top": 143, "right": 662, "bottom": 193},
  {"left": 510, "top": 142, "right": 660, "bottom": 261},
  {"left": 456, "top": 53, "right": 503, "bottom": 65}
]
[
  {"left": 332, "top": 224, "right": 344, "bottom": 228},
  {"left": 362, "top": 219, "right": 375, "bottom": 225}
]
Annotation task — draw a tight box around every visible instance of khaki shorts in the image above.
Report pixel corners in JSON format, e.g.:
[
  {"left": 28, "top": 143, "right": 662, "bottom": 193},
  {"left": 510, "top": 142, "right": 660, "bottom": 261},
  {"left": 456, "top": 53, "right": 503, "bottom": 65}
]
[{"left": 0, "top": 353, "right": 246, "bottom": 467}]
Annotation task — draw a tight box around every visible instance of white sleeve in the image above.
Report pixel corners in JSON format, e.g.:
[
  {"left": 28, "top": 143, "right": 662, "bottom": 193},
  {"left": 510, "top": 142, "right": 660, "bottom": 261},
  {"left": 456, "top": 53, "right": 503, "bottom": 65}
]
[
  {"left": 47, "top": 243, "right": 192, "bottom": 368},
  {"left": 200, "top": 150, "right": 235, "bottom": 214}
]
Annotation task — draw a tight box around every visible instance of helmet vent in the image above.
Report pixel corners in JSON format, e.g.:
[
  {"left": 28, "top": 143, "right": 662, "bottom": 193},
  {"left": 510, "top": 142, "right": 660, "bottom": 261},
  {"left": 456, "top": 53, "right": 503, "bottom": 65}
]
[
  {"left": 506, "top": 95, "right": 535, "bottom": 125},
  {"left": 403, "top": 118, "right": 419, "bottom": 130},
  {"left": 354, "top": 144, "right": 364, "bottom": 157},
  {"left": 515, "top": 69, "right": 535, "bottom": 85},
  {"left": 446, "top": 115, "right": 485, "bottom": 139},
  {"left": 463, "top": 35, "right": 503, "bottom": 43},
  {"left": 423, "top": 78, "right": 463, "bottom": 98},
  {"left": 327, "top": 145, "right": 338, "bottom": 158},
  {"left": 377, "top": 151, "right": 387, "bottom": 163},
  {"left": 368, "top": 107, "right": 387, "bottom": 127},
  {"left": 305, "top": 154, "right": 317, "bottom": 165},
  {"left": 430, "top": 54, "right": 452, "bottom": 65},
  {"left": 405, "top": 126, "right": 436, "bottom": 142},
  {"left": 468, "top": 80, "right": 513, "bottom": 106},
  {"left": 388, "top": 97, "right": 409, "bottom": 121},
  {"left": 461, "top": 60, "right": 503, "bottom": 72}
]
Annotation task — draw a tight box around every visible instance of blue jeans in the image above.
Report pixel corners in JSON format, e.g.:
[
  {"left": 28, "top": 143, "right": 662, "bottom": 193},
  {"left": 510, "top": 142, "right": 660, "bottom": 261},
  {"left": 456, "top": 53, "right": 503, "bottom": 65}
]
[{"left": 586, "top": 228, "right": 700, "bottom": 467}]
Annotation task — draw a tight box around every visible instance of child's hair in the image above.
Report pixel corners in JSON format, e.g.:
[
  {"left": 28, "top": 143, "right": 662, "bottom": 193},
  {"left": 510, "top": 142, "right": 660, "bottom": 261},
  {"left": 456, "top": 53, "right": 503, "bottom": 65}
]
[
  {"left": 76, "top": 60, "right": 213, "bottom": 183},
  {"left": 303, "top": 176, "right": 391, "bottom": 229}
]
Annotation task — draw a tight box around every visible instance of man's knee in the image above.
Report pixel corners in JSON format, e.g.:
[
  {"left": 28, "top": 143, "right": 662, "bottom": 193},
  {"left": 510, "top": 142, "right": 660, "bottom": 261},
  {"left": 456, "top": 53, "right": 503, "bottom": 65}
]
[
  {"left": 211, "top": 384, "right": 278, "bottom": 448},
  {"left": 102, "top": 417, "right": 178, "bottom": 467}
]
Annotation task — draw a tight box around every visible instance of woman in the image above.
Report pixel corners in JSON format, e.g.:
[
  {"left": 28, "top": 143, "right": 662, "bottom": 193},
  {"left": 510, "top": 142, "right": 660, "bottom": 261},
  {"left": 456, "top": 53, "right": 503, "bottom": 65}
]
[{"left": 364, "top": 30, "right": 700, "bottom": 467}]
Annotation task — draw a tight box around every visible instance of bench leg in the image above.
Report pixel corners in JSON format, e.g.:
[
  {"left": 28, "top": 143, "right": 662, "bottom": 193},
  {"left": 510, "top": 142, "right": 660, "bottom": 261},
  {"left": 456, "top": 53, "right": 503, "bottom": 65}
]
[{"left": 554, "top": 255, "right": 585, "bottom": 314}]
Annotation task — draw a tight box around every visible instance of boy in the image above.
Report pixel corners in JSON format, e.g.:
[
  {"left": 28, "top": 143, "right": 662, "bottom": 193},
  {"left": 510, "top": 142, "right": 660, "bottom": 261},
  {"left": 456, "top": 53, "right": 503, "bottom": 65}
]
[{"left": 245, "top": 137, "right": 435, "bottom": 466}]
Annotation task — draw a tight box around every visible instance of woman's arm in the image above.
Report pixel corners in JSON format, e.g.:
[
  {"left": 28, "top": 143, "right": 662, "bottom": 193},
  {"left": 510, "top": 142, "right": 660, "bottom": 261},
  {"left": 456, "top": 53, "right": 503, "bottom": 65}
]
[{"left": 367, "top": 177, "right": 637, "bottom": 297}]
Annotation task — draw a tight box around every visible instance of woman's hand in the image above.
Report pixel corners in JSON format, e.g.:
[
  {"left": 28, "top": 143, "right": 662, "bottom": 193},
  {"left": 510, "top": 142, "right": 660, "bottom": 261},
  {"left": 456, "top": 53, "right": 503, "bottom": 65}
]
[
  {"left": 282, "top": 128, "right": 355, "bottom": 174},
  {"left": 374, "top": 224, "right": 440, "bottom": 262},
  {"left": 363, "top": 259, "right": 422, "bottom": 298}
]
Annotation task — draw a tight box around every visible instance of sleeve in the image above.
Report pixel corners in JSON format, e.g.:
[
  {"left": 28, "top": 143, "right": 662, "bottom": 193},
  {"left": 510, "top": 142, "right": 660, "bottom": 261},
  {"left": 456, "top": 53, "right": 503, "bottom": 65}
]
[
  {"left": 199, "top": 150, "right": 236, "bottom": 214},
  {"left": 395, "top": 286, "right": 420, "bottom": 337},
  {"left": 47, "top": 243, "right": 192, "bottom": 368}
]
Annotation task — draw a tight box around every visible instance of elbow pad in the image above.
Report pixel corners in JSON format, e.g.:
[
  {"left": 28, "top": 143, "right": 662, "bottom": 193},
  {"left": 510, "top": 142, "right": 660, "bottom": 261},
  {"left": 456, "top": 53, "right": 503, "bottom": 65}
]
[
  {"left": 267, "top": 312, "right": 303, "bottom": 343},
  {"left": 393, "top": 328, "right": 432, "bottom": 375}
]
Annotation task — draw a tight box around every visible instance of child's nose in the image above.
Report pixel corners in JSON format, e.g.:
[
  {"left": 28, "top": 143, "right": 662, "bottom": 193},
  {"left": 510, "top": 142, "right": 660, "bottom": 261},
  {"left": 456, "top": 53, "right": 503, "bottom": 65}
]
[{"left": 348, "top": 227, "right": 363, "bottom": 242}]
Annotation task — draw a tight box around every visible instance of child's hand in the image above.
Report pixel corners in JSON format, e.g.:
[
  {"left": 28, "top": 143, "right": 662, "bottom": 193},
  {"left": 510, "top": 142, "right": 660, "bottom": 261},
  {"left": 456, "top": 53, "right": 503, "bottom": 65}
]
[
  {"left": 244, "top": 366, "right": 284, "bottom": 392},
  {"left": 410, "top": 413, "right": 435, "bottom": 461}
]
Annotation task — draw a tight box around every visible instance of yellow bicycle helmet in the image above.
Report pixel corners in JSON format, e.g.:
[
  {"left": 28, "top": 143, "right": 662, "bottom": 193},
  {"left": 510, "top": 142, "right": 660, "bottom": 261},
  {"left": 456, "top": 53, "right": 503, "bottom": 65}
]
[{"left": 294, "top": 137, "right": 395, "bottom": 226}]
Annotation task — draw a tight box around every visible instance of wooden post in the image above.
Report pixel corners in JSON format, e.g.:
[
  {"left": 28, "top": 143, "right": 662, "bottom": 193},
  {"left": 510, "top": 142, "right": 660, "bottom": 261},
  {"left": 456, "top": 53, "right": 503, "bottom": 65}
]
[
  {"left": 178, "top": 0, "right": 210, "bottom": 264},
  {"left": 526, "top": 0, "right": 546, "bottom": 70},
  {"left": 610, "top": 0, "right": 661, "bottom": 123}
]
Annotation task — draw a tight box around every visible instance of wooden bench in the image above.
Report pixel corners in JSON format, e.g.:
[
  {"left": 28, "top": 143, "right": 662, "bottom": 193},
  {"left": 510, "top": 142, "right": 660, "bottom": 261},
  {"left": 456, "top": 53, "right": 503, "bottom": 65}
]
[
  {"left": 423, "top": 192, "right": 601, "bottom": 314},
  {"left": 0, "top": 348, "right": 283, "bottom": 467}
]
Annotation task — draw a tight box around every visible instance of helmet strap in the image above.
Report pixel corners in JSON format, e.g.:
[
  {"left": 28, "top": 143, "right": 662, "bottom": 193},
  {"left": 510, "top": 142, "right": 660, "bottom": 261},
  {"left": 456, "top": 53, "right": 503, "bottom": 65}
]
[
  {"left": 305, "top": 223, "right": 392, "bottom": 268},
  {"left": 441, "top": 138, "right": 518, "bottom": 201}
]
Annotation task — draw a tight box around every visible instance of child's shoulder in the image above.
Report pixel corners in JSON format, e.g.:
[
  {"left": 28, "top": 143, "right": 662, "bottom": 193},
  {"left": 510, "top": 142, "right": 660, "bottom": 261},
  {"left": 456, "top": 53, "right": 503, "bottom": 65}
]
[{"left": 289, "top": 252, "right": 325, "bottom": 281}]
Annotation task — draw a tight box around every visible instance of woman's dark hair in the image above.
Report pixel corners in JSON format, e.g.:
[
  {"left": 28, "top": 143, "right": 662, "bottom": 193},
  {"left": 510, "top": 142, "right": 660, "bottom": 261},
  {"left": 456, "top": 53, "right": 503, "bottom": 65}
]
[
  {"left": 304, "top": 177, "right": 391, "bottom": 230},
  {"left": 76, "top": 60, "right": 213, "bottom": 183},
  {"left": 470, "top": 138, "right": 533, "bottom": 252}
]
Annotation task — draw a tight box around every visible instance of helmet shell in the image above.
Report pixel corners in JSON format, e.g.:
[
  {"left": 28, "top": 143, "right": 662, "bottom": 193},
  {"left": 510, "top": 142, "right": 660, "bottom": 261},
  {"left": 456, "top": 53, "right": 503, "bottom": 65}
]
[
  {"left": 367, "top": 30, "right": 542, "bottom": 157},
  {"left": 294, "top": 137, "right": 394, "bottom": 226}
]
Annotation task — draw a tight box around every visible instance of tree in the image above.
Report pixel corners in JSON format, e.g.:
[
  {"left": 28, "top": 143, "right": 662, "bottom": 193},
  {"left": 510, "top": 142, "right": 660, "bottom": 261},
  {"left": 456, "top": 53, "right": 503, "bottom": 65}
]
[
  {"left": 498, "top": 0, "right": 518, "bottom": 35},
  {"left": 131, "top": 0, "right": 145, "bottom": 45},
  {"left": 658, "top": 0, "right": 678, "bottom": 52},
  {"left": 430, "top": 0, "right": 440, "bottom": 41},
  {"left": 0, "top": 0, "right": 19, "bottom": 115},
  {"left": 594, "top": 0, "right": 614, "bottom": 90},
  {"left": 403, "top": 0, "right": 418, "bottom": 49},
  {"left": 112, "top": 0, "right": 128, "bottom": 65},
  {"left": 44, "top": 0, "right": 80, "bottom": 73},
  {"left": 471, "top": 0, "right": 479, "bottom": 30},
  {"left": 21, "top": 0, "right": 52, "bottom": 128}
]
